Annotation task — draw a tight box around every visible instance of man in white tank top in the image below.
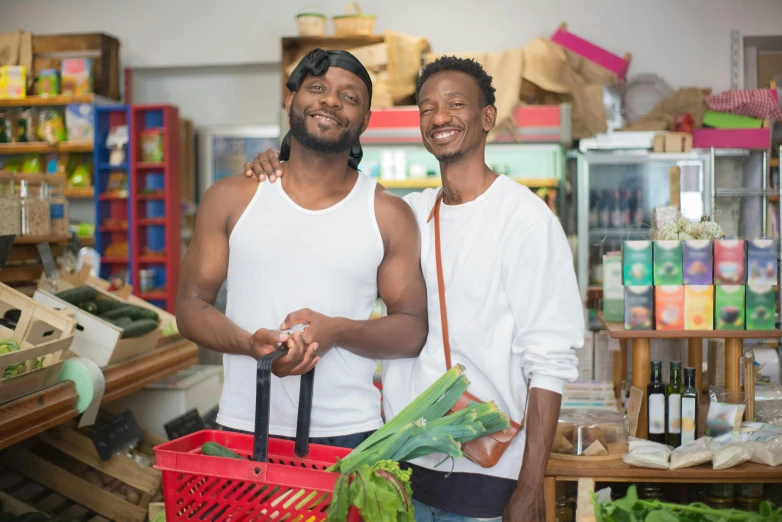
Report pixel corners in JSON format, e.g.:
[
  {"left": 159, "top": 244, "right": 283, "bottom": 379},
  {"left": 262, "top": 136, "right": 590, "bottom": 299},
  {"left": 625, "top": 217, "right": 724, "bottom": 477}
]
[{"left": 176, "top": 49, "right": 428, "bottom": 449}]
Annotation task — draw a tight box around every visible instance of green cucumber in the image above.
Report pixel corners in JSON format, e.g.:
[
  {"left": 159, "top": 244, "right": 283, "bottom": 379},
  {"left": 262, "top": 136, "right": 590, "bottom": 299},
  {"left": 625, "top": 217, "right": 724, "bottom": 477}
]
[
  {"left": 79, "top": 300, "right": 98, "bottom": 314},
  {"left": 122, "top": 319, "right": 158, "bottom": 338},
  {"left": 134, "top": 306, "right": 159, "bottom": 321},
  {"left": 99, "top": 306, "right": 142, "bottom": 321},
  {"left": 55, "top": 286, "right": 98, "bottom": 305},
  {"left": 106, "top": 316, "right": 134, "bottom": 328},
  {"left": 96, "top": 299, "right": 130, "bottom": 314},
  {"left": 201, "top": 442, "right": 244, "bottom": 460}
]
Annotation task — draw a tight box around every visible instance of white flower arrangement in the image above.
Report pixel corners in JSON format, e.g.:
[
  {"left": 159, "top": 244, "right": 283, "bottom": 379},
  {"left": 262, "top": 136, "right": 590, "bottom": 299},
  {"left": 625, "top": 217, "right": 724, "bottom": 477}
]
[{"left": 656, "top": 212, "right": 724, "bottom": 240}]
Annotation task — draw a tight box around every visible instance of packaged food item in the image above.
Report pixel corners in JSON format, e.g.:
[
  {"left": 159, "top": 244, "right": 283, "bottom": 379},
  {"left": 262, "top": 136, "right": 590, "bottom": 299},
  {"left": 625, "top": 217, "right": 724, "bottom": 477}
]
[
  {"left": 714, "top": 239, "right": 746, "bottom": 284},
  {"left": 0, "top": 179, "right": 21, "bottom": 236},
  {"left": 655, "top": 286, "right": 684, "bottom": 330},
  {"left": 747, "top": 239, "right": 777, "bottom": 285},
  {"left": 746, "top": 285, "right": 775, "bottom": 330},
  {"left": 747, "top": 432, "right": 782, "bottom": 466},
  {"left": 141, "top": 128, "right": 165, "bottom": 162},
  {"left": 37, "top": 108, "right": 66, "bottom": 144},
  {"left": 68, "top": 163, "right": 92, "bottom": 188},
  {"left": 65, "top": 104, "right": 95, "bottom": 141},
  {"left": 19, "top": 180, "right": 50, "bottom": 236},
  {"left": 715, "top": 285, "right": 745, "bottom": 330},
  {"left": 670, "top": 437, "right": 713, "bottom": 470},
  {"left": 710, "top": 432, "right": 754, "bottom": 469},
  {"left": 621, "top": 437, "right": 671, "bottom": 469},
  {"left": 654, "top": 240, "right": 682, "bottom": 285},
  {"left": 624, "top": 286, "right": 653, "bottom": 330},
  {"left": 553, "top": 410, "right": 629, "bottom": 457},
  {"left": 37, "top": 68, "right": 60, "bottom": 97},
  {"left": 682, "top": 239, "right": 713, "bottom": 285},
  {"left": 622, "top": 241, "right": 653, "bottom": 286},
  {"left": 0, "top": 65, "right": 26, "bottom": 99},
  {"left": 61, "top": 58, "right": 93, "bottom": 95},
  {"left": 706, "top": 402, "right": 746, "bottom": 437},
  {"left": 602, "top": 252, "right": 623, "bottom": 322},
  {"left": 106, "top": 125, "right": 129, "bottom": 165},
  {"left": 21, "top": 154, "right": 40, "bottom": 174},
  {"left": 48, "top": 183, "right": 69, "bottom": 235},
  {"left": 685, "top": 285, "right": 714, "bottom": 330}
]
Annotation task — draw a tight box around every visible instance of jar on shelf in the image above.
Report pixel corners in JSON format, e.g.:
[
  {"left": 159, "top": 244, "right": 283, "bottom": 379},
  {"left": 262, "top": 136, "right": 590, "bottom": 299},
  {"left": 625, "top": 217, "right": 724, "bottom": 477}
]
[
  {"left": 0, "top": 179, "right": 21, "bottom": 236},
  {"left": 48, "top": 182, "right": 69, "bottom": 236},
  {"left": 20, "top": 180, "right": 51, "bottom": 236}
]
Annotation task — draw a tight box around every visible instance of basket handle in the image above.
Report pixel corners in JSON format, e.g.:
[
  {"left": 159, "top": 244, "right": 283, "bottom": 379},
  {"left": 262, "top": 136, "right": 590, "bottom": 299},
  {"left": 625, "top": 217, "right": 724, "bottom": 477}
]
[
  {"left": 253, "top": 349, "right": 316, "bottom": 462},
  {"left": 345, "top": 2, "right": 361, "bottom": 15}
]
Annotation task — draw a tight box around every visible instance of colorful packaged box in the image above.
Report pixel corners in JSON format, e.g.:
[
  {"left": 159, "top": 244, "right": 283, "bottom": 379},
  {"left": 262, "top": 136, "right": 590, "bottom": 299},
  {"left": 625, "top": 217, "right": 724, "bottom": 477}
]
[
  {"left": 655, "top": 286, "right": 684, "bottom": 330},
  {"left": 61, "top": 58, "right": 93, "bottom": 95},
  {"left": 66, "top": 104, "right": 95, "bottom": 141},
  {"left": 714, "top": 240, "right": 745, "bottom": 285},
  {"left": 623, "top": 241, "right": 653, "bottom": 286},
  {"left": 683, "top": 240, "right": 713, "bottom": 285},
  {"left": 141, "top": 128, "right": 165, "bottom": 163},
  {"left": 0, "top": 65, "right": 26, "bottom": 99},
  {"left": 715, "top": 285, "right": 746, "bottom": 330},
  {"left": 746, "top": 286, "right": 775, "bottom": 330},
  {"left": 654, "top": 240, "right": 683, "bottom": 286},
  {"left": 37, "top": 68, "right": 60, "bottom": 97},
  {"left": 685, "top": 285, "right": 714, "bottom": 331},
  {"left": 625, "top": 286, "right": 653, "bottom": 330},
  {"left": 603, "top": 252, "right": 624, "bottom": 322},
  {"left": 747, "top": 239, "right": 777, "bottom": 286}
]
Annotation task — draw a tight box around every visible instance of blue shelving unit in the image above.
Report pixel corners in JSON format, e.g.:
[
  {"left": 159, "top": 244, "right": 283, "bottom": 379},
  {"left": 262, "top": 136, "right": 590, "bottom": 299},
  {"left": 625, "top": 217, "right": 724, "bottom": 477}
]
[{"left": 94, "top": 105, "right": 133, "bottom": 284}]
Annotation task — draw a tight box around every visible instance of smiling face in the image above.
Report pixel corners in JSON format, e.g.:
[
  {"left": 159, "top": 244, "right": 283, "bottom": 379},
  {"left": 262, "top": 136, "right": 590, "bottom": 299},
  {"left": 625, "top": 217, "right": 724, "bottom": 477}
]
[
  {"left": 287, "top": 67, "right": 371, "bottom": 155},
  {"left": 417, "top": 70, "right": 496, "bottom": 164}
]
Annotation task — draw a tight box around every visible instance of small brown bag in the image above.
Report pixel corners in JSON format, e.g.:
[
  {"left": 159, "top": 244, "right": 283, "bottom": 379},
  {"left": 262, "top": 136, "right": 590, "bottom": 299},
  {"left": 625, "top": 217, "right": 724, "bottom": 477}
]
[{"left": 429, "top": 191, "right": 522, "bottom": 468}]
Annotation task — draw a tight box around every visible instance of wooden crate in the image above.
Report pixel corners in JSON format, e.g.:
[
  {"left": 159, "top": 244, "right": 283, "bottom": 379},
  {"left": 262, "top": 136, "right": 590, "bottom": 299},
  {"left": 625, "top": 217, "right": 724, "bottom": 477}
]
[
  {"left": 653, "top": 132, "right": 693, "bottom": 153},
  {"left": 1, "top": 420, "right": 164, "bottom": 522},
  {"left": 0, "top": 283, "right": 76, "bottom": 405},
  {"left": 32, "top": 33, "right": 121, "bottom": 100}
]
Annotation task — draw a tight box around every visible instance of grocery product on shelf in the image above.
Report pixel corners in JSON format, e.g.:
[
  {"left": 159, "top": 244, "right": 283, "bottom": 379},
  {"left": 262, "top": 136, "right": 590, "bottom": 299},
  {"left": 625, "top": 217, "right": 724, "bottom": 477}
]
[
  {"left": 37, "top": 108, "right": 67, "bottom": 144},
  {"left": 48, "top": 182, "right": 70, "bottom": 235},
  {"left": 715, "top": 285, "right": 746, "bottom": 330},
  {"left": 68, "top": 162, "right": 92, "bottom": 187},
  {"left": 625, "top": 286, "right": 653, "bottom": 330},
  {"left": 655, "top": 285, "right": 684, "bottom": 330},
  {"left": 622, "top": 437, "right": 671, "bottom": 469},
  {"left": 66, "top": 103, "right": 96, "bottom": 141},
  {"left": 647, "top": 361, "right": 666, "bottom": 444},
  {"left": 61, "top": 58, "right": 93, "bottom": 95},
  {"left": 669, "top": 437, "right": 712, "bottom": 470},
  {"left": 622, "top": 241, "right": 653, "bottom": 286},
  {"left": 747, "top": 239, "right": 777, "bottom": 285},
  {"left": 746, "top": 285, "right": 776, "bottom": 330},
  {"left": 666, "top": 361, "right": 683, "bottom": 447},
  {"left": 0, "top": 65, "right": 26, "bottom": 99},
  {"left": 602, "top": 252, "right": 623, "bottom": 322},
  {"left": 37, "top": 68, "right": 61, "bottom": 96},
  {"left": 681, "top": 367, "right": 699, "bottom": 445},
  {"left": 552, "top": 409, "right": 629, "bottom": 457},
  {"left": 0, "top": 178, "right": 20, "bottom": 236},
  {"left": 19, "top": 179, "right": 50, "bottom": 236},
  {"left": 684, "top": 285, "right": 714, "bottom": 330},
  {"left": 714, "top": 239, "right": 746, "bottom": 284},
  {"left": 141, "top": 128, "right": 165, "bottom": 162},
  {"left": 653, "top": 240, "right": 683, "bottom": 286},
  {"left": 682, "top": 239, "right": 714, "bottom": 285}
]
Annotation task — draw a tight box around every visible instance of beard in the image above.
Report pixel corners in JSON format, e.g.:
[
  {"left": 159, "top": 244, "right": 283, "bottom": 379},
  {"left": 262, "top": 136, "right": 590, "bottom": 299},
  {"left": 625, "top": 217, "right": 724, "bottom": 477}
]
[
  {"left": 435, "top": 150, "right": 464, "bottom": 164},
  {"left": 289, "top": 105, "right": 361, "bottom": 155}
]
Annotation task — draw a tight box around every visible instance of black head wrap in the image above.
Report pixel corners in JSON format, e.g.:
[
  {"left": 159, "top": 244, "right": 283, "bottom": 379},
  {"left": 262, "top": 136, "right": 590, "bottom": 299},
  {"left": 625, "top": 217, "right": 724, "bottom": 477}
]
[{"left": 280, "top": 49, "right": 372, "bottom": 170}]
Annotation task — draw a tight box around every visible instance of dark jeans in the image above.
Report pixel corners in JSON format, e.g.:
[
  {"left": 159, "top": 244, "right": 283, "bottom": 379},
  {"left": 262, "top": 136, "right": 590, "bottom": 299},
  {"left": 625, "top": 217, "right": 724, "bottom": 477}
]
[{"left": 219, "top": 425, "right": 373, "bottom": 450}]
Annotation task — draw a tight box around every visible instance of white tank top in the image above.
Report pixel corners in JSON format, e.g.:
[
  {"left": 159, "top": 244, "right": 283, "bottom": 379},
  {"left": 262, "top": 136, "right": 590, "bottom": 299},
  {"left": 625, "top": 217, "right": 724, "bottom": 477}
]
[{"left": 217, "top": 173, "right": 384, "bottom": 437}]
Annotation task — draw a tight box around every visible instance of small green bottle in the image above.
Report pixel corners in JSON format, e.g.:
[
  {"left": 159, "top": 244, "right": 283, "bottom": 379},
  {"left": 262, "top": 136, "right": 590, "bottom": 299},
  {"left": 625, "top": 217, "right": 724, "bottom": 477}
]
[
  {"left": 681, "top": 367, "right": 699, "bottom": 445},
  {"left": 666, "top": 361, "right": 683, "bottom": 447}
]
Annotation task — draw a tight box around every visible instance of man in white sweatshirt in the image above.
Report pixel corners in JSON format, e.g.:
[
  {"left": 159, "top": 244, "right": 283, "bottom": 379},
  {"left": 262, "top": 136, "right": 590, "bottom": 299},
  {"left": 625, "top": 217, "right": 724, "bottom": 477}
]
[{"left": 245, "top": 56, "right": 584, "bottom": 522}]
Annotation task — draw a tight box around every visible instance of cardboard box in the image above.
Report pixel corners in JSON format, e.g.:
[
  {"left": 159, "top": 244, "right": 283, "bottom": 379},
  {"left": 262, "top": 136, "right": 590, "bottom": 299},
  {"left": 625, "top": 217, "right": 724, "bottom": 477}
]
[
  {"left": 685, "top": 285, "right": 714, "bottom": 331},
  {"left": 625, "top": 286, "right": 653, "bottom": 330},
  {"left": 655, "top": 286, "right": 685, "bottom": 330},
  {"left": 654, "top": 240, "right": 683, "bottom": 286},
  {"left": 623, "top": 241, "right": 653, "bottom": 286},
  {"left": 715, "top": 285, "right": 746, "bottom": 330},
  {"left": 747, "top": 239, "right": 777, "bottom": 285},
  {"left": 603, "top": 252, "right": 624, "bottom": 322},
  {"left": 683, "top": 240, "right": 713, "bottom": 285},
  {"left": 61, "top": 58, "right": 93, "bottom": 95},
  {"left": 714, "top": 239, "right": 746, "bottom": 285},
  {"left": 0, "top": 65, "right": 26, "bottom": 99},
  {"left": 746, "top": 285, "right": 775, "bottom": 330}
]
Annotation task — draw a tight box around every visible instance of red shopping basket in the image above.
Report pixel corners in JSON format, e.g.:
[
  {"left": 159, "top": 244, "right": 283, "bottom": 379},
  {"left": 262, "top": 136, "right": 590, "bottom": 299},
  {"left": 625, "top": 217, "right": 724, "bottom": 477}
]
[{"left": 155, "top": 349, "right": 352, "bottom": 522}]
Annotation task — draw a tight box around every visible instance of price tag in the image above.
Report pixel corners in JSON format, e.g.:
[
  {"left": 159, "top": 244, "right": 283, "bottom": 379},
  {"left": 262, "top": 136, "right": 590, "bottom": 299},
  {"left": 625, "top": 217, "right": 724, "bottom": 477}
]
[
  {"left": 0, "top": 235, "right": 14, "bottom": 268},
  {"left": 165, "top": 409, "right": 205, "bottom": 440},
  {"left": 36, "top": 242, "right": 58, "bottom": 279},
  {"left": 90, "top": 410, "right": 142, "bottom": 461}
]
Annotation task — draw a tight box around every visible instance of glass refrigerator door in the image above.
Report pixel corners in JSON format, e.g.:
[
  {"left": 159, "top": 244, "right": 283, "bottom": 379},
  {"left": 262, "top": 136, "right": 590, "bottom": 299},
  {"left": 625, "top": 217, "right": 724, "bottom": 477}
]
[{"left": 576, "top": 151, "right": 711, "bottom": 299}]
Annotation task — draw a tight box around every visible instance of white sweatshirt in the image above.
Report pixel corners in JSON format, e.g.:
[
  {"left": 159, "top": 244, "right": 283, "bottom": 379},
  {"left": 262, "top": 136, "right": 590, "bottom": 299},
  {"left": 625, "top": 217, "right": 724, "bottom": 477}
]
[{"left": 382, "top": 175, "right": 585, "bottom": 481}]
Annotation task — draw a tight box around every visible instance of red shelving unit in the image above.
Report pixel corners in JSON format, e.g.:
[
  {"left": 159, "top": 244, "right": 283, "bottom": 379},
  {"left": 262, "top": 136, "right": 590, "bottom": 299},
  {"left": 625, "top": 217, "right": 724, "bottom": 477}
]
[{"left": 130, "top": 105, "right": 181, "bottom": 312}]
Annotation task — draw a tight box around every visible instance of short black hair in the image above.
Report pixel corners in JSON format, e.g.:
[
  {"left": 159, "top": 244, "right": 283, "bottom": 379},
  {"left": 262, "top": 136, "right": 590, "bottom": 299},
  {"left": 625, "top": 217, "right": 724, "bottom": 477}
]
[{"left": 416, "top": 56, "right": 496, "bottom": 107}]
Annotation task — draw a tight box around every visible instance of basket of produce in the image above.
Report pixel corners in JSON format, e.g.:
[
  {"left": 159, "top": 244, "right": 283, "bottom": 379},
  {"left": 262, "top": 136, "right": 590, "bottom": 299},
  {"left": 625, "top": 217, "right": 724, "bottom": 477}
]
[
  {"left": 155, "top": 354, "right": 510, "bottom": 521},
  {"left": 332, "top": 3, "right": 375, "bottom": 36}
]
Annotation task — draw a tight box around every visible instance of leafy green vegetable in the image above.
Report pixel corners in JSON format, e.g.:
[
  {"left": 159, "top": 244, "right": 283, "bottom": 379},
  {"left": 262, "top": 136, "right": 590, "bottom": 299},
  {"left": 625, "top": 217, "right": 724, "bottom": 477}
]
[{"left": 327, "top": 460, "right": 414, "bottom": 522}]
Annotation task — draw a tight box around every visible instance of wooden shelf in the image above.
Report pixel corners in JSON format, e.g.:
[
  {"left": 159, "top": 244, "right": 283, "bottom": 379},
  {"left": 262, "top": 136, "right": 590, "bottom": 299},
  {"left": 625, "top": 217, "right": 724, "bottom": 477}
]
[
  {"left": 598, "top": 311, "right": 782, "bottom": 339},
  {"left": 0, "top": 94, "right": 115, "bottom": 108},
  {"left": 380, "top": 177, "right": 559, "bottom": 190},
  {"left": 13, "top": 234, "right": 70, "bottom": 245},
  {"left": 0, "top": 142, "right": 92, "bottom": 154},
  {"left": 64, "top": 187, "right": 94, "bottom": 199},
  {"left": 0, "top": 171, "right": 66, "bottom": 185}
]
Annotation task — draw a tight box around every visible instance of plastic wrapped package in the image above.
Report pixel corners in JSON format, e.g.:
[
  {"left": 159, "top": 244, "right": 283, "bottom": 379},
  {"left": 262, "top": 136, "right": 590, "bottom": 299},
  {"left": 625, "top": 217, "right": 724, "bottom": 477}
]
[
  {"left": 670, "top": 437, "right": 713, "bottom": 470},
  {"left": 745, "top": 431, "right": 782, "bottom": 467},
  {"left": 622, "top": 437, "right": 672, "bottom": 469},
  {"left": 553, "top": 409, "right": 629, "bottom": 457},
  {"left": 710, "top": 432, "right": 754, "bottom": 470}
]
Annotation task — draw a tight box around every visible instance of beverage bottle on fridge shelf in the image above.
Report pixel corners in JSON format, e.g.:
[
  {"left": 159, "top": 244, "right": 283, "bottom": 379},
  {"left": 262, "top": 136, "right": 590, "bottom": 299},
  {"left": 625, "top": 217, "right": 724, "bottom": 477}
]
[
  {"left": 666, "top": 361, "right": 683, "bottom": 447},
  {"left": 681, "top": 367, "right": 699, "bottom": 445},
  {"left": 600, "top": 190, "right": 612, "bottom": 229},
  {"left": 622, "top": 190, "right": 631, "bottom": 227},
  {"left": 589, "top": 190, "right": 599, "bottom": 229},
  {"left": 647, "top": 361, "right": 666, "bottom": 444},
  {"left": 611, "top": 189, "right": 623, "bottom": 229},
  {"left": 633, "top": 188, "right": 645, "bottom": 227}
]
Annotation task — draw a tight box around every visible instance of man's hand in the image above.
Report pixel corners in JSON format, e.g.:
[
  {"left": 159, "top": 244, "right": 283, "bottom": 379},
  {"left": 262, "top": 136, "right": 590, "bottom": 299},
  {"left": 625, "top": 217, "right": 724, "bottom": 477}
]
[
  {"left": 503, "top": 482, "right": 546, "bottom": 522},
  {"left": 248, "top": 328, "right": 289, "bottom": 359},
  {"left": 280, "top": 308, "right": 341, "bottom": 356},
  {"left": 249, "top": 328, "right": 319, "bottom": 377},
  {"left": 244, "top": 149, "right": 283, "bottom": 183}
]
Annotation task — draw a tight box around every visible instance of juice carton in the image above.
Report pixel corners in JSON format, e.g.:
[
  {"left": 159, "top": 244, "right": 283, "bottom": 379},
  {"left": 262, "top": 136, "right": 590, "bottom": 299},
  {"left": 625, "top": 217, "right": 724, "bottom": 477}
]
[
  {"left": 747, "top": 239, "right": 777, "bottom": 285},
  {"left": 0, "top": 65, "right": 26, "bottom": 99},
  {"left": 61, "top": 58, "right": 93, "bottom": 95},
  {"left": 746, "top": 286, "right": 775, "bottom": 330},
  {"left": 37, "top": 68, "right": 60, "bottom": 97},
  {"left": 685, "top": 286, "right": 714, "bottom": 331},
  {"left": 623, "top": 241, "right": 653, "bottom": 286},
  {"left": 714, "top": 240, "right": 745, "bottom": 285},
  {"left": 655, "top": 286, "right": 684, "bottom": 330},
  {"left": 603, "top": 252, "right": 624, "bottom": 322},
  {"left": 625, "top": 286, "right": 653, "bottom": 330},
  {"left": 682, "top": 240, "right": 713, "bottom": 285},
  {"left": 654, "top": 241, "right": 683, "bottom": 285},
  {"left": 715, "top": 285, "right": 745, "bottom": 330}
]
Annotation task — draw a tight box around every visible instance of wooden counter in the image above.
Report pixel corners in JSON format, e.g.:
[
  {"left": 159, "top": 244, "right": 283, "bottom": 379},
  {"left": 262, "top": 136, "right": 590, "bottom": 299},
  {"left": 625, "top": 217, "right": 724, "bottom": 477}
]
[{"left": 0, "top": 337, "right": 198, "bottom": 450}]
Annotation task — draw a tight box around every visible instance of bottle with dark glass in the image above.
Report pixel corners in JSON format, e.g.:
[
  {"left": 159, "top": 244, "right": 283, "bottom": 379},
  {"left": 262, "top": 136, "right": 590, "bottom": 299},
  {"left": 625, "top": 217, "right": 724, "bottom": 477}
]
[
  {"left": 622, "top": 189, "right": 632, "bottom": 227},
  {"left": 647, "top": 361, "right": 666, "bottom": 443},
  {"left": 611, "top": 189, "right": 623, "bottom": 228},
  {"left": 633, "top": 188, "right": 645, "bottom": 226},
  {"left": 681, "top": 367, "right": 699, "bottom": 445},
  {"left": 666, "top": 361, "right": 683, "bottom": 447},
  {"left": 589, "top": 190, "right": 599, "bottom": 229}
]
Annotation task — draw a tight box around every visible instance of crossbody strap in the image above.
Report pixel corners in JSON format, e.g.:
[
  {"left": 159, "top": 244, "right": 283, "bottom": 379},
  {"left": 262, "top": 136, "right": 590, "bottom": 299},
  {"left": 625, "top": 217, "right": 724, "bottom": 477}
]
[{"left": 428, "top": 190, "right": 452, "bottom": 370}]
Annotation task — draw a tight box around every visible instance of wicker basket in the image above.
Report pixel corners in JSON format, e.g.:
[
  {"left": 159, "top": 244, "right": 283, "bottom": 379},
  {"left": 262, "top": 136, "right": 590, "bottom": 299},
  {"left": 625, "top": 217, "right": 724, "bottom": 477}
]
[
  {"left": 332, "top": 3, "right": 376, "bottom": 36},
  {"left": 296, "top": 12, "right": 326, "bottom": 36}
]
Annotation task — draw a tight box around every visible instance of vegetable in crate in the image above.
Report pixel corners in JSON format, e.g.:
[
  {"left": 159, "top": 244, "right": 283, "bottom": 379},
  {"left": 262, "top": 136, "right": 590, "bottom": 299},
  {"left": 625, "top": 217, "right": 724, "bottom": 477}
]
[
  {"left": 0, "top": 338, "right": 25, "bottom": 378},
  {"left": 100, "top": 305, "right": 143, "bottom": 321},
  {"left": 55, "top": 286, "right": 98, "bottom": 305},
  {"left": 79, "top": 300, "right": 98, "bottom": 314},
  {"left": 122, "top": 319, "right": 158, "bottom": 338}
]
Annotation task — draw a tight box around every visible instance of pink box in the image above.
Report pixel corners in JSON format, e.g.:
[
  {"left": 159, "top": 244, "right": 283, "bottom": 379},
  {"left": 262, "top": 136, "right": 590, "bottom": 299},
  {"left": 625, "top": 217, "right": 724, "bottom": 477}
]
[
  {"left": 551, "top": 26, "right": 630, "bottom": 79},
  {"left": 692, "top": 128, "right": 771, "bottom": 150}
]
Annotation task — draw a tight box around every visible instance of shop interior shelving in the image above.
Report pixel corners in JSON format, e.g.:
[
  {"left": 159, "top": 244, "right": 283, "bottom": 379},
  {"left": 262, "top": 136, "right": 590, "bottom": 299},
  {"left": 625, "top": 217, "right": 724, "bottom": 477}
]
[{"left": 130, "top": 104, "right": 181, "bottom": 312}]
